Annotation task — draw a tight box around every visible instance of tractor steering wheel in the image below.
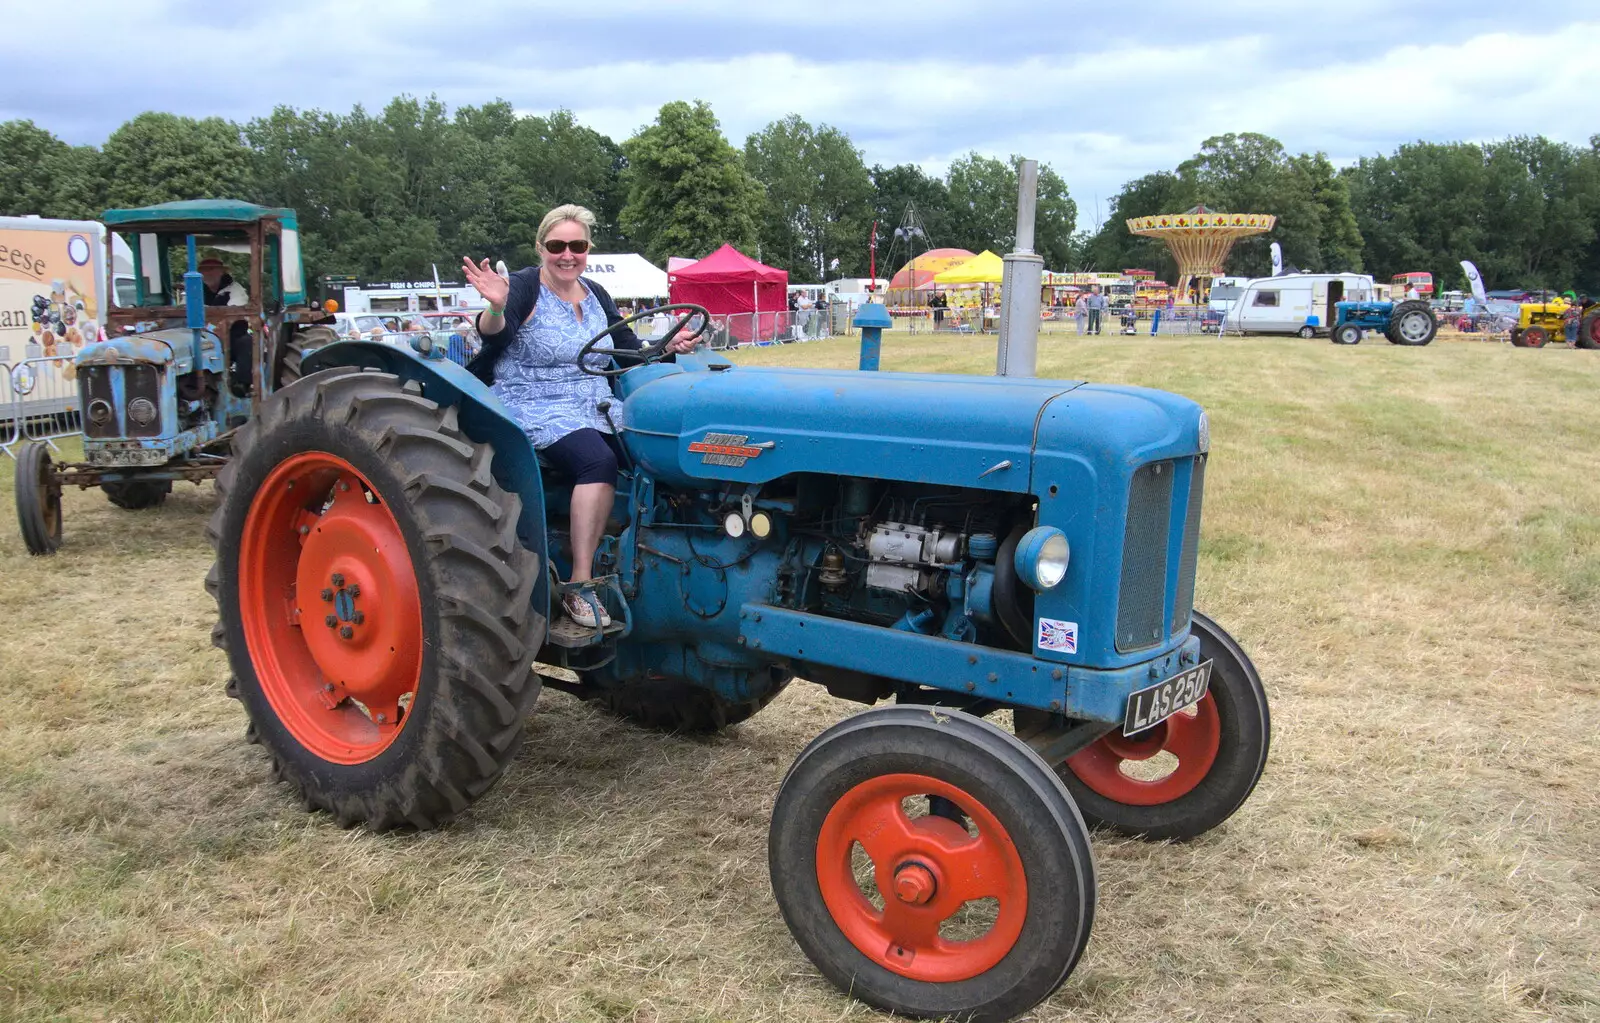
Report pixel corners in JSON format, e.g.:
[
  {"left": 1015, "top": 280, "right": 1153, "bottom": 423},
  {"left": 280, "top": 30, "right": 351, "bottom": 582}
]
[{"left": 577, "top": 303, "right": 712, "bottom": 378}]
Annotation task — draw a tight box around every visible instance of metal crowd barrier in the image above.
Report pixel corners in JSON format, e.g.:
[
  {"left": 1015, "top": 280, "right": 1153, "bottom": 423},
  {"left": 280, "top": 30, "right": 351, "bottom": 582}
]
[
  {"left": 701, "top": 310, "right": 834, "bottom": 351},
  {"left": 1, "top": 355, "right": 82, "bottom": 457}
]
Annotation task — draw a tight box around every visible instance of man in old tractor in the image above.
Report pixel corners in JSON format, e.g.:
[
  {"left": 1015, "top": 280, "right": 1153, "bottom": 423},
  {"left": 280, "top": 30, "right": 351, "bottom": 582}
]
[
  {"left": 198, "top": 256, "right": 254, "bottom": 394},
  {"left": 206, "top": 203, "right": 1270, "bottom": 1023}
]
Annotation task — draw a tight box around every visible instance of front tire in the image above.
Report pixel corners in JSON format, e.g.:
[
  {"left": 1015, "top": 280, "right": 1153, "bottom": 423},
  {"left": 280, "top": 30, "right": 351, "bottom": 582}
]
[
  {"left": 207, "top": 369, "right": 544, "bottom": 829},
  {"left": 1049, "top": 611, "right": 1269, "bottom": 841},
  {"left": 15, "top": 441, "right": 62, "bottom": 555},
  {"left": 104, "top": 479, "right": 171, "bottom": 509},
  {"left": 1297, "top": 325, "right": 1316, "bottom": 339},
  {"left": 770, "top": 706, "right": 1095, "bottom": 1023},
  {"left": 1331, "top": 324, "right": 1362, "bottom": 345}
]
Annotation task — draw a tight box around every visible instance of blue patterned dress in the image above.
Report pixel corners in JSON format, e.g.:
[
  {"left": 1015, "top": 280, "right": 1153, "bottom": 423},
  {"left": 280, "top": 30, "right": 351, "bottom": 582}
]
[{"left": 490, "top": 281, "right": 617, "bottom": 448}]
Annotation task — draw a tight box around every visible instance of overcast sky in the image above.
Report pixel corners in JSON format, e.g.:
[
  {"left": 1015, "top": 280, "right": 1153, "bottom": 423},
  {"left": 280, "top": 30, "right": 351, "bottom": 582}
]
[{"left": 7, "top": 1, "right": 1596, "bottom": 231}]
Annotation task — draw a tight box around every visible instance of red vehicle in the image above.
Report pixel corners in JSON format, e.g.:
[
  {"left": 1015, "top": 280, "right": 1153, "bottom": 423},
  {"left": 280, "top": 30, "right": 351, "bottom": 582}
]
[{"left": 1391, "top": 271, "right": 1434, "bottom": 299}]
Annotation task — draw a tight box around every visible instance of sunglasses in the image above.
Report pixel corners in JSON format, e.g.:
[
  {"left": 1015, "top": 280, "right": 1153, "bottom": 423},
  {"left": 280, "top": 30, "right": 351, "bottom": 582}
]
[{"left": 543, "top": 239, "right": 591, "bottom": 255}]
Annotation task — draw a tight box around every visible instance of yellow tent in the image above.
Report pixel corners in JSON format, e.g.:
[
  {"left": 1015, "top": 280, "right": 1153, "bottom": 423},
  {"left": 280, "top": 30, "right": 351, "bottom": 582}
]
[{"left": 932, "top": 250, "right": 1005, "bottom": 285}]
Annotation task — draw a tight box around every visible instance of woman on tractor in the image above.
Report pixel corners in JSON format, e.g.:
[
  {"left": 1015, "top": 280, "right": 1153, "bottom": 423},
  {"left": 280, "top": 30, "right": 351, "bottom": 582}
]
[{"left": 462, "top": 205, "right": 699, "bottom": 628}]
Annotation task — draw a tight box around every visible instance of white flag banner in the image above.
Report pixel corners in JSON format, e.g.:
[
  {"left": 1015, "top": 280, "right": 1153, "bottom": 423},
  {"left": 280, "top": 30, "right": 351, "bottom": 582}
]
[{"left": 1460, "top": 260, "right": 1486, "bottom": 304}]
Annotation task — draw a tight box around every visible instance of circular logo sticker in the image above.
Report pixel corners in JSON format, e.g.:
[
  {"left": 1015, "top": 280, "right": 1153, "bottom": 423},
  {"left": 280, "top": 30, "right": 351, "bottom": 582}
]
[
  {"left": 68, "top": 235, "right": 92, "bottom": 266},
  {"left": 11, "top": 363, "right": 37, "bottom": 396}
]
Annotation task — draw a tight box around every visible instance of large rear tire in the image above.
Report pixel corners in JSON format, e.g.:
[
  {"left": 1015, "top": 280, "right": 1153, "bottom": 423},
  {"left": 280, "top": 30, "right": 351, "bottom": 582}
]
[
  {"left": 1578, "top": 311, "right": 1600, "bottom": 351},
  {"left": 104, "top": 479, "right": 171, "bottom": 510},
  {"left": 591, "top": 667, "right": 792, "bottom": 733},
  {"left": 15, "top": 441, "right": 63, "bottom": 556},
  {"left": 1385, "top": 300, "right": 1437, "bottom": 345},
  {"left": 278, "top": 325, "right": 339, "bottom": 389},
  {"left": 207, "top": 368, "right": 544, "bottom": 829},
  {"left": 770, "top": 706, "right": 1095, "bottom": 1023}
]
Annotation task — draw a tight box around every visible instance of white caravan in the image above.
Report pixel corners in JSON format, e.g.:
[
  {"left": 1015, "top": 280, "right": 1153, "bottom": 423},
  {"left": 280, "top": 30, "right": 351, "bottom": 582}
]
[{"left": 1222, "top": 272, "right": 1375, "bottom": 337}]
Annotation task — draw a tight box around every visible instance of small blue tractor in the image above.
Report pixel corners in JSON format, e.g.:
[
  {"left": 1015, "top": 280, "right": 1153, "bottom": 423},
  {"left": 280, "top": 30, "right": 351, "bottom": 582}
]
[
  {"left": 207, "top": 306, "right": 1270, "bottom": 1022},
  {"left": 14, "top": 200, "right": 339, "bottom": 555},
  {"left": 1329, "top": 298, "right": 1438, "bottom": 346}
]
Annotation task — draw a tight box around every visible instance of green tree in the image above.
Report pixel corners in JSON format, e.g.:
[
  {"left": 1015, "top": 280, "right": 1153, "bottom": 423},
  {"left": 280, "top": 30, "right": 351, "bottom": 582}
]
[
  {"left": 620, "top": 101, "right": 763, "bottom": 264},
  {"left": 1082, "top": 170, "right": 1196, "bottom": 279},
  {"left": 100, "top": 112, "right": 251, "bottom": 209},
  {"left": 943, "top": 154, "right": 1078, "bottom": 268},
  {"left": 744, "top": 115, "right": 874, "bottom": 281},
  {"left": 0, "top": 120, "right": 104, "bottom": 219}
]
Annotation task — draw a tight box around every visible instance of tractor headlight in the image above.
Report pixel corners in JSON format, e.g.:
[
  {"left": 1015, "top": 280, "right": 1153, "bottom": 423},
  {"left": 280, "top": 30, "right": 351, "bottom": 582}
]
[
  {"left": 1014, "top": 526, "right": 1070, "bottom": 591},
  {"left": 1197, "top": 410, "right": 1210, "bottom": 453}
]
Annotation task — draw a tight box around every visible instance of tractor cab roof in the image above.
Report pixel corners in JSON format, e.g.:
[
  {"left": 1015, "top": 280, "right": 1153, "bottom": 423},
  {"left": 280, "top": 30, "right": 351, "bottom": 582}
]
[{"left": 103, "top": 199, "right": 297, "bottom": 228}]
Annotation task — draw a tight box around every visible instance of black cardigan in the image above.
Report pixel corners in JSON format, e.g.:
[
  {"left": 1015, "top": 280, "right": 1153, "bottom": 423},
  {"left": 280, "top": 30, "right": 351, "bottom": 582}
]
[{"left": 465, "top": 268, "right": 642, "bottom": 385}]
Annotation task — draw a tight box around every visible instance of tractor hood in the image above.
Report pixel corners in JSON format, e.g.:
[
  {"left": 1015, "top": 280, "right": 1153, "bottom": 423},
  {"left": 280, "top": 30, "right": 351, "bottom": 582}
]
[
  {"left": 75, "top": 328, "right": 225, "bottom": 376},
  {"left": 618, "top": 362, "right": 1204, "bottom": 494}
]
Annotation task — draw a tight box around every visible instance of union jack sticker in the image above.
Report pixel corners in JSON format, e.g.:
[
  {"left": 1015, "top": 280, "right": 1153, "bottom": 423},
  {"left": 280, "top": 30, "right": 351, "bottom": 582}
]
[
  {"left": 1038, "top": 617, "right": 1078, "bottom": 654},
  {"left": 688, "top": 432, "right": 765, "bottom": 467}
]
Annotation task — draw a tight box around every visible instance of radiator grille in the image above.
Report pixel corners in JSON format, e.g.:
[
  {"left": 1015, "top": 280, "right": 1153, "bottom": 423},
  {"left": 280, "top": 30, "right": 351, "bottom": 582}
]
[
  {"left": 80, "top": 367, "right": 117, "bottom": 439},
  {"left": 124, "top": 365, "right": 163, "bottom": 438},
  {"left": 1117, "top": 460, "right": 1173, "bottom": 652},
  {"left": 1172, "top": 455, "right": 1206, "bottom": 635}
]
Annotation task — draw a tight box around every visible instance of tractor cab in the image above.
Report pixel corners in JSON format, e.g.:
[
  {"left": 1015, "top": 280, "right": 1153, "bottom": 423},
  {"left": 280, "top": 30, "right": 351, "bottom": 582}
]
[{"left": 14, "top": 200, "right": 338, "bottom": 555}]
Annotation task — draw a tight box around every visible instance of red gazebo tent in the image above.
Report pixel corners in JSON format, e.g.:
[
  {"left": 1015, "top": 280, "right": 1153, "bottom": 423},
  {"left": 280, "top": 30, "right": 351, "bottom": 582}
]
[{"left": 668, "top": 243, "right": 788, "bottom": 341}]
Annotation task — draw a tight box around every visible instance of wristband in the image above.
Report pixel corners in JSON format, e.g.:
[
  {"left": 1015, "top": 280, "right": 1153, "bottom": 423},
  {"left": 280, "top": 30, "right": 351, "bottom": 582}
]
[{"left": 485, "top": 304, "right": 503, "bottom": 316}]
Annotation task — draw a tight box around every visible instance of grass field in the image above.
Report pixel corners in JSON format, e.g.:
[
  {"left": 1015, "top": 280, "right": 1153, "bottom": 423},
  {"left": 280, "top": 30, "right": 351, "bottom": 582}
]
[{"left": 2, "top": 332, "right": 1598, "bottom": 1022}]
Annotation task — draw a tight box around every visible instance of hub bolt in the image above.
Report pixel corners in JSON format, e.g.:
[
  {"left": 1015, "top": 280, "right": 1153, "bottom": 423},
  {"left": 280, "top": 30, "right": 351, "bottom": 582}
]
[
  {"left": 347, "top": 584, "right": 360, "bottom": 598},
  {"left": 320, "top": 588, "right": 334, "bottom": 601},
  {"left": 352, "top": 611, "right": 365, "bottom": 625},
  {"left": 325, "top": 615, "right": 338, "bottom": 628},
  {"left": 339, "top": 625, "right": 353, "bottom": 639},
  {"left": 332, "top": 573, "right": 345, "bottom": 588},
  {"left": 893, "top": 864, "right": 936, "bottom": 906}
]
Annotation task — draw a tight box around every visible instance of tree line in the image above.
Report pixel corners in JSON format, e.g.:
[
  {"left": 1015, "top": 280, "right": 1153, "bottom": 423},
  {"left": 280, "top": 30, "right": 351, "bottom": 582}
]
[{"left": 3, "top": 97, "right": 1596, "bottom": 295}]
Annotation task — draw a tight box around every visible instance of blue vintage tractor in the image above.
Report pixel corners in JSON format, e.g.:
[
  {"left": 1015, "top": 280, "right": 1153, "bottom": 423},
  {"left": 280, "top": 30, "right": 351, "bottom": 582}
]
[
  {"left": 1329, "top": 298, "right": 1438, "bottom": 346},
  {"left": 14, "top": 200, "right": 338, "bottom": 555},
  {"left": 206, "top": 309, "right": 1270, "bottom": 1023}
]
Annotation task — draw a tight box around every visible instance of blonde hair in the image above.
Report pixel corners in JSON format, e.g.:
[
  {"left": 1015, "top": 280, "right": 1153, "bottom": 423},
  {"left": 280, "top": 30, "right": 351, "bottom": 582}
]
[{"left": 536, "top": 204, "right": 597, "bottom": 259}]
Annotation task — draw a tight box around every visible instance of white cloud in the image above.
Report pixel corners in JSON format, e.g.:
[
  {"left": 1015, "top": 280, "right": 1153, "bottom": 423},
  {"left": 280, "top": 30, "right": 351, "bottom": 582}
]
[{"left": 4, "top": 2, "right": 1594, "bottom": 231}]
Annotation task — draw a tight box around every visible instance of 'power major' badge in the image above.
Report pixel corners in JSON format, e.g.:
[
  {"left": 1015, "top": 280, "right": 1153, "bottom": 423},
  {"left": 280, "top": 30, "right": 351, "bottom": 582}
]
[{"left": 688, "top": 432, "right": 766, "bottom": 467}]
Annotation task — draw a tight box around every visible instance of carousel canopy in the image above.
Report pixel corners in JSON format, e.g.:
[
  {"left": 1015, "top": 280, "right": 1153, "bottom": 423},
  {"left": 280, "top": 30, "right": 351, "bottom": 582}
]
[
  {"left": 889, "top": 248, "right": 975, "bottom": 290},
  {"left": 1126, "top": 206, "right": 1277, "bottom": 301},
  {"left": 933, "top": 250, "right": 1005, "bottom": 285}
]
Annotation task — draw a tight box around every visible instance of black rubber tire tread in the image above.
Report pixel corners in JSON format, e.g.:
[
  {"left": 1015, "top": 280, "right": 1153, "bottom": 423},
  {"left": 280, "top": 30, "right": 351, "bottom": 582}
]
[
  {"left": 1385, "top": 300, "right": 1437, "bottom": 345},
  {"left": 15, "top": 441, "right": 62, "bottom": 556},
  {"left": 770, "top": 706, "right": 1096, "bottom": 1023},
  {"left": 593, "top": 668, "right": 792, "bottom": 733},
  {"left": 1521, "top": 325, "right": 1549, "bottom": 348},
  {"left": 1056, "top": 610, "right": 1270, "bottom": 841},
  {"left": 1577, "top": 311, "right": 1600, "bottom": 350},
  {"left": 278, "top": 325, "right": 339, "bottom": 389},
  {"left": 1331, "top": 324, "right": 1362, "bottom": 345},
  {"left": 104, "top": 479, "right": 171, "bottom": 510},
  {"left": 206, "top": 367, "right": 544, "bottom": 830}
]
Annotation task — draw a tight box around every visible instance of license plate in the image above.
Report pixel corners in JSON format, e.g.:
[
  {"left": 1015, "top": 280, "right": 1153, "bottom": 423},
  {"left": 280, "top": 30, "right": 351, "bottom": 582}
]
[{"left": 1123, "top": 660, "right": 1213, "bottom": 736}]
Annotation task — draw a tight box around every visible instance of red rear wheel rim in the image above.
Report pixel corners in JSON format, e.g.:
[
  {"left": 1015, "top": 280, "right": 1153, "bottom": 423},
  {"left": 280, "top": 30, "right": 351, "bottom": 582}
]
[
  {"left": 1067, "top": 694, "right": 1222, "bottom": 805},
  {"left": 1585, "top": 317, "right": 1600, "bottom": 345},
  {"left": 816, "top": 773, "right": 1028, "bottom": 983},
  {"left": 238, "top": 452, "right": 422, "bottom": 764}
]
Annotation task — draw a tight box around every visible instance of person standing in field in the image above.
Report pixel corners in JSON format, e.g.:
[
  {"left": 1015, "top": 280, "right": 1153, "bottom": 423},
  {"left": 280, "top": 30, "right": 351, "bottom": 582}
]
[
  {"left": 1073, "top": 291, "right": 1088, "bottom": 335},
  {"left": 1085, "top": 286, "right": 1107, "bottom": 335}
]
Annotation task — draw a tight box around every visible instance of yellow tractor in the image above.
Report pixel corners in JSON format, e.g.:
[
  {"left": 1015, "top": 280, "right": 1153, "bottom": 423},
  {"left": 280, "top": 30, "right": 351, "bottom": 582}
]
[{"left": 1509, "top": 296, "right": 1595, "bottom": 349}]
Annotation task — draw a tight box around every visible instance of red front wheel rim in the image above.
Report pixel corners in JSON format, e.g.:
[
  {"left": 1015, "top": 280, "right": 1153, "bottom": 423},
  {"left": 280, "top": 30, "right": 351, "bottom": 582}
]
[
  {"left": 1067, "top": 694, "right": 1222, "bottom": 805},
  {"left": 816, "top": 773, "right": 1028, "bottom": 983},
  {"left": 238, "top": 452, "right": 423, "bottom": 764}
]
